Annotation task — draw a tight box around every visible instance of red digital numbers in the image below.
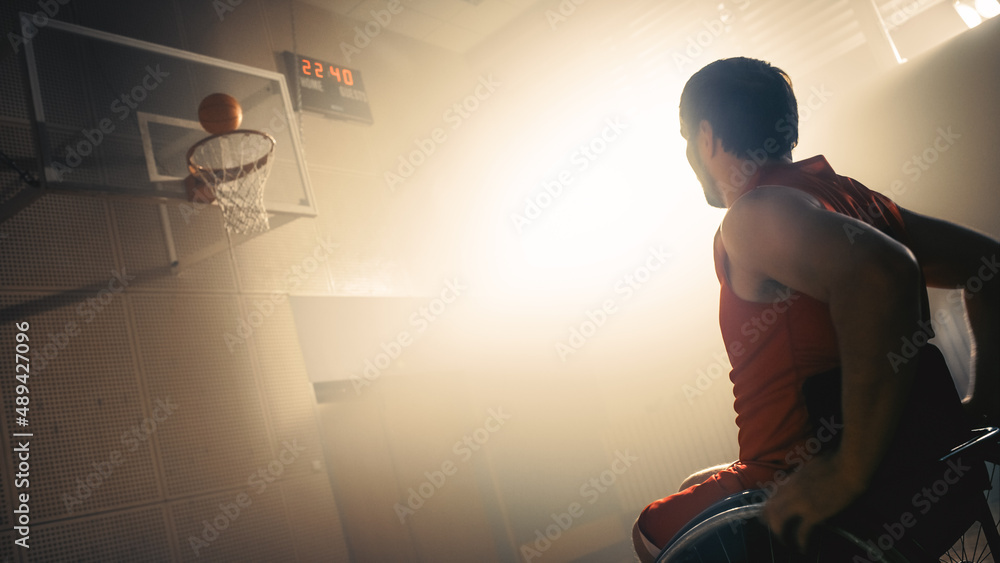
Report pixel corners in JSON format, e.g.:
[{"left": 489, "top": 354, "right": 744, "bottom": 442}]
[
  {"left": 300, "top": 58, "right": 325, "bottom": 77},
  {"left": 326, "top": 66, "right": 354, "bottom": 86},
  {"left": 301, "top": 58, "right": 355, "bottom": 86}
]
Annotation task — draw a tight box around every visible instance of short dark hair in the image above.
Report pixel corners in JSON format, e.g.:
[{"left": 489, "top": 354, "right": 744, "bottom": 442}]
[{"left": 680, "top": 57, "right": 798, "bottom": 159}]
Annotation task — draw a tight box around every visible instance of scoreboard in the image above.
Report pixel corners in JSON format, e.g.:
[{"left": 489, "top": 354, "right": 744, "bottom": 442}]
[{"left": 284, "top": 52, "right": 373, "bottom": 124}]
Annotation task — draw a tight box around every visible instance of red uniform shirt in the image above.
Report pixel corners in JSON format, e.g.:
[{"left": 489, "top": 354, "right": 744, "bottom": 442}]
[
  {"left": 638, "top": 155, "right": 969, "bottom": 551},
  {"left": 716, "top": 155, "right": 910, "bottom": 467}
]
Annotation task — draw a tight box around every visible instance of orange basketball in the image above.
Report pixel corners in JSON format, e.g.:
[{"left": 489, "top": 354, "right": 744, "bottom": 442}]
[{"left": 198, "top": 93, "right": 242, "bottom": 134}]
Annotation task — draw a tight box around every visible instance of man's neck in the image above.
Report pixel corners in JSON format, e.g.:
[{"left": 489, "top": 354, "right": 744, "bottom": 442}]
[{"left": 716, "top": 155, "right": 794, "bottom": 207}]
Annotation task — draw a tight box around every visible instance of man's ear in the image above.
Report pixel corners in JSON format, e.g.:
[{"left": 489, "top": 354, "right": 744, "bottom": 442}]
[{"left": 698, "top": 120, "right": 718, "bottom": 157}]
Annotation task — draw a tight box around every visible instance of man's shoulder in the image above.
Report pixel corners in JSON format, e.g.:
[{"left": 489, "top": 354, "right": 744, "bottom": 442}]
[{"left": 727, "top": 185, "right": 823, "bottom": 220}]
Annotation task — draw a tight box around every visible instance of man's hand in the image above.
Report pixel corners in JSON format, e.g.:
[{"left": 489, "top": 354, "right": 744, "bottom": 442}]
[
  {"left": 761, "top": 453, "right": 865, "bottom": 552},
  {"left": 897, "top": 208, "right": 1000, "bottom": 427}
]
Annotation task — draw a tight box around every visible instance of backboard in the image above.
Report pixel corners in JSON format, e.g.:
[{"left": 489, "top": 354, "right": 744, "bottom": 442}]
[{"left": 20, "top": 14, "right": 315, "bottom": 216}]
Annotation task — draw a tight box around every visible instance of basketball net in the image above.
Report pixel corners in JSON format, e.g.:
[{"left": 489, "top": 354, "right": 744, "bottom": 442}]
[{"left": 187, "top": 130, "right": 275, "bottom": 234}]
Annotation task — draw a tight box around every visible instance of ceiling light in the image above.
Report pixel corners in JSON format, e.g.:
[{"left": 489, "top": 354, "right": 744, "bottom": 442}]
[
  {"left": 975, "top": 0, "right": 1000, "bottom": 18},
  {"left": 954, "top": 0, "right": 984, "bottom": 27}
]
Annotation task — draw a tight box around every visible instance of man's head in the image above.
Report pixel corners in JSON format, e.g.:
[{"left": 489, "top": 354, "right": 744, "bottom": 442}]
[{"left": 680, "top": 57, "right": 798, "bottom": 207}]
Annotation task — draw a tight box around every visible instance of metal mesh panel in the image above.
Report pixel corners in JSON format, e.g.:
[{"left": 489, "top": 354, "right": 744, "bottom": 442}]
[
  {"left": 130, "top": 293, "right": 273, "bottom": 497},
  {"left": 0, "top": 194, "right": 116, "bottom": 289},
  {"left": 0, "top": 293, "right": 159, "bottom": 522},
  {"left": 280, "top": 473, "right": 352, "bottom": 563},
  {"left": 296, "top": 114, "right": 374, "bottom": 175},
  {"left": 265, "top": 158, "right": 310, "bottom": 206},
  {"left": 71, "top": 0, "right": 184, "bottom": 49},
  {"left": 0, "top": 170, "right": 27, "bottom": 210},
  {"left": 0, "top": 46, "right": 30, "bottom": 121},
  {"left": 21, "top": 15, "right": 316, "bottom": 217},
  {"left": 45, "top": 125, "right": 107, "bottom": 186},
  {"left": 0, "top": 122, "right": 35, "bottom": 157},
  {"left": 233, "top": 216, "right": 330, "bottom": 294},
  {"left": 169, "top": 487, "right": 296, "bottom": 562},
  {"left": 100, "top": 133, "right": 153, "bottom": 190},
  {"left": 0, "top": 529, "right": 20, "bottom": 563},
  {"left": 1, "top": 5, "right": 345, "bottom": 563},
  {"left": 28, "top": 505, "right": 172, "bottom": 562},
  {"left": 111, "top": 200, "right": 238, "bottom": 293},
  {"left": 0, "top": 414, "right": 10, "bottom": 530},
  {"left": 30, "top": 30, "right": 94, "bottom": 131},
  {"left": 0, "top": 122, "right": 38, "bottom": 208},
  {"left": 310, "top": 169, "right": 401, "bottom": 295},
  {"left": 244, "top": 295, "right": 324, "bottom": 481}
]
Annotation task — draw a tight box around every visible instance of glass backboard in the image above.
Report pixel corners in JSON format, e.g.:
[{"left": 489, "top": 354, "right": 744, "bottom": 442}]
[{"left": 21, "top": 14, "right": 315, "bottom": 216}]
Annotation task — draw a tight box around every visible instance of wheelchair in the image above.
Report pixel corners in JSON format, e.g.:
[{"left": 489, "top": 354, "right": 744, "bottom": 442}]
[{"left": 656, "top": 427, "right": 1000, "bottom": 563}]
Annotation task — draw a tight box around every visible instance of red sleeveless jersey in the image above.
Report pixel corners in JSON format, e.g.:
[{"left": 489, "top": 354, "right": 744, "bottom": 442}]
[
  {"left": 637, "top": 156, "right": 970, "bottom": 551},
  {"left": 714, "top": 155, "right": 910, "bottom": 466}
]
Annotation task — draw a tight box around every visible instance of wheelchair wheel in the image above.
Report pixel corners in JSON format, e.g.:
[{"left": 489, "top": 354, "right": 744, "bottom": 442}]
[
  {"left": 656, "top": 503, "right": 910, "bottom": 563},
  {"left": 937, "top": 461, "right": 998, "bottom": 563}
]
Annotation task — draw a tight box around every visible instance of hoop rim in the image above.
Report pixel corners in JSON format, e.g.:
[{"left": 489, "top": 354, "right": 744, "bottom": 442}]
[{"left": 186, "top": 129, "right": 276, "bottom": 183}]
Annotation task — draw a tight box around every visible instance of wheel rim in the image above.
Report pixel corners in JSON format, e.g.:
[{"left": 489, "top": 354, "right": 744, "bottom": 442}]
[
  {"left": 657, "top": 504, "right": 910, "bottom": 563},
  {"left": 938, "top": 461, "right": 997, "bottom": 563}
]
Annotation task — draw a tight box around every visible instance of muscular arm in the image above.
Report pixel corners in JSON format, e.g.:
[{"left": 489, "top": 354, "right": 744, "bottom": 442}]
[
  {"left": 722, "top": 186, "right": 924, "bottom": 549},
  {"left": 898, "top": 207, "right": 1000, "bottom": 424}
]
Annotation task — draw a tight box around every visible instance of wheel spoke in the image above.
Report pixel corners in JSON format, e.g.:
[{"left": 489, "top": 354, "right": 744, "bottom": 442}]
[
  {"left": 739, "top": 519, "right": 748, "bottom": 559},
  {"left": 971, "top": 520, "right": 981, "bottom": 561},
  {"left": 766, "top": 520, "right": 775, "bottom": 562},
  {"left": 713, "top": 529, "right": 732, "bottom": 563}
]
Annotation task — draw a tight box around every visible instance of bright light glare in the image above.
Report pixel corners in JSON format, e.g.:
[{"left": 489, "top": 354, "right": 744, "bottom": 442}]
[
  {"left": 487, "top": 108, "right": 724, "bottom": 295},
  {"left": 954, "top": 1, "right": 984, "bottom": 27},
  {"left": 975, "top": 0, "right": 1000, "bottom": 17}
]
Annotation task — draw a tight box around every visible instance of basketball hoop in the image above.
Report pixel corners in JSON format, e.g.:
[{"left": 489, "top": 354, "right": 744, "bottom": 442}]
[{"left": 186, "top": 130, "right": 275, "bottom": 234}]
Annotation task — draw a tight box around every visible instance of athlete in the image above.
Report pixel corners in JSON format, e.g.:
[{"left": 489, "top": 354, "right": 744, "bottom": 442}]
[{"left": 632, "top": 57, "right": 999, "bottom": 562}]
